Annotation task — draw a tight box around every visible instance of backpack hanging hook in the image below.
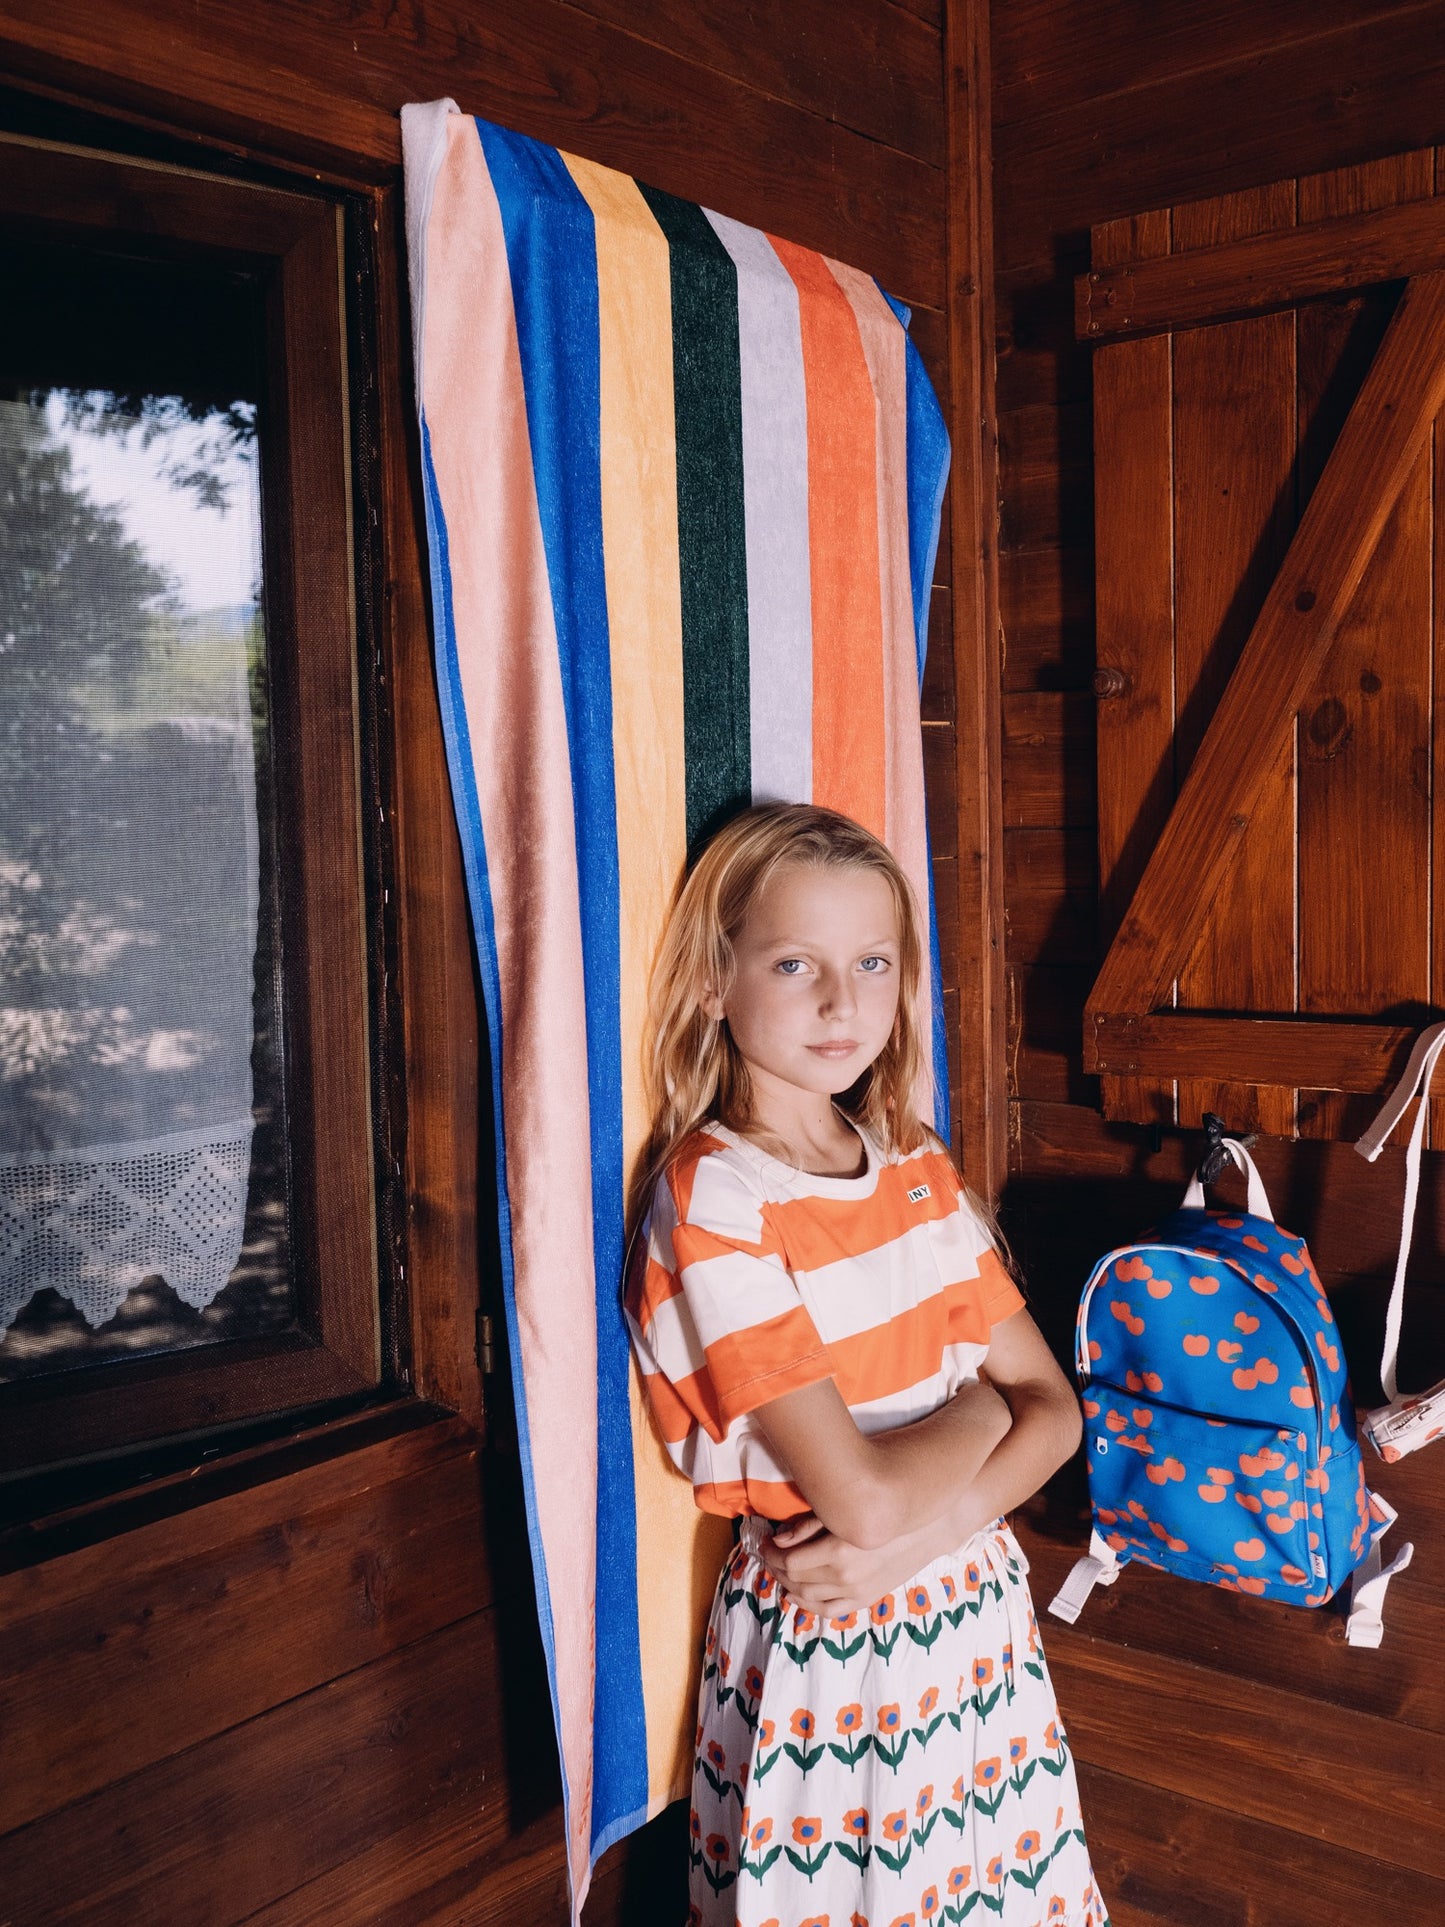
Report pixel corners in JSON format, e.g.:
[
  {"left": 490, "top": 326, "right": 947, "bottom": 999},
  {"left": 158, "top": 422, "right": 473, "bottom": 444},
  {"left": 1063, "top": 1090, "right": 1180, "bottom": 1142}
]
[{"left": 1198, "top": 1110, "right": 1258, "bottom": 1185}]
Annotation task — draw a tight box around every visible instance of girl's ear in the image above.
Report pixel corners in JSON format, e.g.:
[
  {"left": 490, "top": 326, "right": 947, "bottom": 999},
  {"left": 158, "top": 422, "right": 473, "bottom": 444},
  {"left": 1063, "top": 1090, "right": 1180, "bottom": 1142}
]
[{"left": 700, "top": 982, "right": 725, "bottom": 1022}]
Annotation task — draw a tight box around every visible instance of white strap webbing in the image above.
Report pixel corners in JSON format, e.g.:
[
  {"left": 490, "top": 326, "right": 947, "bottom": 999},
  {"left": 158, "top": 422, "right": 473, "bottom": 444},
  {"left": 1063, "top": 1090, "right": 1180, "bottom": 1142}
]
[
  {"left": 1181, "top": 1138, "right": 1274, "bottom": 1221},
  {"left": 1353, "top": 1020, "right": 1445, "bottom": 1402},
  {"left": 1047, "top": 1528, "right": 1121, "bottom": 1625},
  {"left": 1344, "top": 1496, "right": 1414, "bottom": 1649}
]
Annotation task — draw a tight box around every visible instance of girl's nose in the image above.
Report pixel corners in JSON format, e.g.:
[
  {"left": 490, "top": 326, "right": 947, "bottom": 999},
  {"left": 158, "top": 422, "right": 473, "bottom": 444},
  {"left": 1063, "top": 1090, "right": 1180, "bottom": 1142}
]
[{"left": 819, "top": 970, "right": 857, "bottom": 1017}]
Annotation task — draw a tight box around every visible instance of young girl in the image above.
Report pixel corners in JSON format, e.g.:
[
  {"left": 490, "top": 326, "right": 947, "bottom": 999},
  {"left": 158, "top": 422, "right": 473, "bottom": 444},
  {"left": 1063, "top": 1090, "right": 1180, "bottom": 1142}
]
[{"left": 626, "top": 804, "right": 1109, "bottom": 1927}]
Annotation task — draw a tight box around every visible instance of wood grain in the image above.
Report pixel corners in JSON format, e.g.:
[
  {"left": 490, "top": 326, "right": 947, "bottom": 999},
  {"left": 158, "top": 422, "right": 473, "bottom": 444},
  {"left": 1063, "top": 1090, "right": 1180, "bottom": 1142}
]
[
  {"left": 1004, "top": 828, "right": 1098, "bottom": 965},
  {"left": 0, "top": 1419, "right": 489, "bottom": 1834},
  {"left": 1002, "top": 690, "right": 1094, "bottom": 827},
  {"left": 1000, "top": 545, "right": 1094, "bottom": 690},
  {"left": 1296, "top": 161, "right": 1434, "bottom": 1141},
  {"left": 946, "top": 0, "right": 1007, "bottom": 1195},
  {"left": 1077, "top": 1760, "right": 1445, "bottom": 1926},
  {"left": 0, "top": 1607, "right": 555, "bottom": 1924},
  {"left": 1077, "top": 173, "right": 1445, "bottom": 341},
  {"left": 0, "top": 0, "right": 945, "bottom": 304},
  {"left": 1088, "top": 269, "right": 1445, "bottom": 1033}
]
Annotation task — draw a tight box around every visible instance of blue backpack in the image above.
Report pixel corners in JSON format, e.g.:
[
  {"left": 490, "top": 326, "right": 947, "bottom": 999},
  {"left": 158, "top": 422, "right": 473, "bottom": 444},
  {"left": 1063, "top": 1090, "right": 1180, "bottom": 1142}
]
[{"left": 1048, "top": 1140, "right": 1412, "bottom": 1647}]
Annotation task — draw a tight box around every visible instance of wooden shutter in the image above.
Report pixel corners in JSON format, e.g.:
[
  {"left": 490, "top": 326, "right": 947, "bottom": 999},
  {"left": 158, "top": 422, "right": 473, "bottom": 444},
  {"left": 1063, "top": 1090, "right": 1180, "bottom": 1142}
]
[{"left": 1083, "top": 149, "right": 1445, "bottom": 1141}]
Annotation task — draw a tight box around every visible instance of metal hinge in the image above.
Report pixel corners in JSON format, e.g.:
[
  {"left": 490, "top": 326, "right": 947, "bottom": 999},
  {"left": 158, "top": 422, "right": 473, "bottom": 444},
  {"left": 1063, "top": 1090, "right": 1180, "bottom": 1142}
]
[{"left": 475, "top": 1309, "right": 496, "bottom": 1375}]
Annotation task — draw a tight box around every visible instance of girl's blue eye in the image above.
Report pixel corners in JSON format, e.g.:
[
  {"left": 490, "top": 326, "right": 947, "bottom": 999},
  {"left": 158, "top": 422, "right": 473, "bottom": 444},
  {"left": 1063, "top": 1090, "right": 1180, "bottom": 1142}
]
[
  {"left": 859, "top": 956, "right": 889, "bottom": 973},
  {"left": 775, "top": 958, "right": 805, "bottom": 975}
]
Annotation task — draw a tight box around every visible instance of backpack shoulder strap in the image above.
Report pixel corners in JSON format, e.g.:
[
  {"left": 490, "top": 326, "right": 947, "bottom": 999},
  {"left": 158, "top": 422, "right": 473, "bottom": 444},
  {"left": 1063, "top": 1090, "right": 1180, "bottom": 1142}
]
[{"left": 1354, "top": 1021, "right": 1445, "bottom": 1402}]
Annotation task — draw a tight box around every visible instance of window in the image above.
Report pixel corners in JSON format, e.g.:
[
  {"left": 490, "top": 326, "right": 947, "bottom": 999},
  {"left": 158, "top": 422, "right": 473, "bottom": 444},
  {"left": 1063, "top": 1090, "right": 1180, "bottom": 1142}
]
[{"left": 0, "top": 135, "right": 391, "bottom": 1481}]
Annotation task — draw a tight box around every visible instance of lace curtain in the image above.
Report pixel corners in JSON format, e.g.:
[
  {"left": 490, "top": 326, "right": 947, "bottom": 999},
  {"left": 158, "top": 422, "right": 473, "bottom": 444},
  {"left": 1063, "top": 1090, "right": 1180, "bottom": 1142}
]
[{"left": 0, "top": 396, "right": 260, "bottom": 1334}]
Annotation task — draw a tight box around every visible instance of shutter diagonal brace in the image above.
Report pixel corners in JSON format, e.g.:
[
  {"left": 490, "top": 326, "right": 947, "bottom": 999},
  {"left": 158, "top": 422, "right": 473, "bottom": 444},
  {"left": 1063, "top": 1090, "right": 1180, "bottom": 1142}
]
[{"left": 1085, "top": 269, "right": 1445, "bottom": 1087}]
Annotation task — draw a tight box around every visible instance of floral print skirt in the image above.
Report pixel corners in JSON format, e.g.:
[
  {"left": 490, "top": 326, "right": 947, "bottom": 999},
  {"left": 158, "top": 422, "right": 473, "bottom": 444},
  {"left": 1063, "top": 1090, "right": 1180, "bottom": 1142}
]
[{"left": 690, "top": 1518, "right": 1109, "bottom": 1927}]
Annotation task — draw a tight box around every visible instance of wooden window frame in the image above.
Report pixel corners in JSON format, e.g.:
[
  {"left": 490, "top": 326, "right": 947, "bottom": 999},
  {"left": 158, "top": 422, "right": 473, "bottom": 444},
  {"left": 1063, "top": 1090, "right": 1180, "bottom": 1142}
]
[{"left": 0, "top": 133, "right": 390, "bottom": 1478}]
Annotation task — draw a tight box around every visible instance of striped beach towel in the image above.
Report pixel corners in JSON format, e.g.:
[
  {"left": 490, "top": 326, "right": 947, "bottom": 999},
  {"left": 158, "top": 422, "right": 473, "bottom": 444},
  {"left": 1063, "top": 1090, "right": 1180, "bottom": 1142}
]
[{"left": 401, "top": 99, "right": 951, "bottom": 1918}]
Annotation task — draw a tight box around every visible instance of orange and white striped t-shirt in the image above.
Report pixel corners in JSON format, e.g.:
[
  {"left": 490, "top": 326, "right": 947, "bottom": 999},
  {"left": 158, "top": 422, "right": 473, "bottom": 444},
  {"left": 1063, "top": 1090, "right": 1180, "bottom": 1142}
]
[{"left": 625, "top": 1121, "right": 1024, "bottom": 1519}]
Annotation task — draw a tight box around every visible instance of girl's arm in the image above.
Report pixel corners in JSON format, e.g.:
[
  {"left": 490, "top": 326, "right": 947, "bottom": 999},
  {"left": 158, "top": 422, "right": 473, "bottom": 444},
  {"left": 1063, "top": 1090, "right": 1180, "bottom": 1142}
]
[
  {"left": 749, "top": 1346, "right": 1013, "bottom": 1552},
  {"left": 759, "top": 1307, "right": 1082, "bottom": 1612}
]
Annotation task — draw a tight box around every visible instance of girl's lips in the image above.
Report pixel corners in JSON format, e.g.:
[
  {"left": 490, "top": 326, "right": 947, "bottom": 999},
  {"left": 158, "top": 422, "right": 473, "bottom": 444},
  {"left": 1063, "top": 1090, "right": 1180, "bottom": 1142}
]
[{"left": 807, "top": 1041, "right": 859, "bottom": 1056}]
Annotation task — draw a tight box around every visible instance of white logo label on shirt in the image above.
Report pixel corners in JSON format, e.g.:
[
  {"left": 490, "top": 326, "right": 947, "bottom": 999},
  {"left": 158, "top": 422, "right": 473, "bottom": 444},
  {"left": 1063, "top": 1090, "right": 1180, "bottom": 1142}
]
[{"left": 907, "top": 1184, "right": 931, "bottom": 1203}]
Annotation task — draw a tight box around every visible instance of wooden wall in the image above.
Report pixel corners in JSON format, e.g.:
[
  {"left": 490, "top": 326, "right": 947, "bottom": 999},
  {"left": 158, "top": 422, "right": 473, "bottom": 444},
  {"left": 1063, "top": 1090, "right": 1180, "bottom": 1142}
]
[
  {"left": 993, "top": 4, "right": 1445, "bottom": 1918},
  {"left": 0, "top": 3, "right": 956, "bottom": 1919}
]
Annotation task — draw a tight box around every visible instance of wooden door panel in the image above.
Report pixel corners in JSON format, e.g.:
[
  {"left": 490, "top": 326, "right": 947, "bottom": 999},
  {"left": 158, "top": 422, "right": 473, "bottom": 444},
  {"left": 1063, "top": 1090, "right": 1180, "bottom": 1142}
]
[
  {"left": 1084, "top": 144, "right": 1445, "bottom": 1137},
  {"left": 1171, "top": 183, "right": 1298, "bottom": 1133}
]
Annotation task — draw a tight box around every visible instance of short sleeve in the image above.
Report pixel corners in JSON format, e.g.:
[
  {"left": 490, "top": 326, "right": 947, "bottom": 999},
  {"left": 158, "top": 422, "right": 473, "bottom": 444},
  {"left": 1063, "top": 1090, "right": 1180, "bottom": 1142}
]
[
  {"left": 927, "top": 1148, "right": 1026, "bottom": 1335},
  {"left": 627, "top": 1143, "right": 833, "bottom": 1442}
]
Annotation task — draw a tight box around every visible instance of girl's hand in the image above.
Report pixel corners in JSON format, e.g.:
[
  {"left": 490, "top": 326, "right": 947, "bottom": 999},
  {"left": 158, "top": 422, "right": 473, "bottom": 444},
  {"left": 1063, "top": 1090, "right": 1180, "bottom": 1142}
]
[{"left": 760, "top": 1516, "right": 940, "bottom": 1617}]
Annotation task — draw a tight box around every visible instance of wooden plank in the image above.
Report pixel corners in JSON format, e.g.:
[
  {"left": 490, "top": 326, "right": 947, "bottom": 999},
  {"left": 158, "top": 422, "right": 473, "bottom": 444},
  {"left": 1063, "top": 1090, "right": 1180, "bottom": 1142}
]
[
  {"left": 995, "top": 8, "right": 1445, "bottom": 269},
  {"left": 1092, "top": 208, "right": 1175, "bottom": 1126},
  {"left": 0, "top": 0, "right": 946, "bottom": 305},
  {"left": 1046, "top": 1633, "right": 1445, "bottom": 1878},
  {"left": 1077, "top": 1760, "right": 1445, "bottom": 1926},
  {"left": 0, "top": 1607, "right": 554, "bottom": 1924},
  {"left": 992, "top": 0, "right": 1430, "bottom": 131},
  {"left": 946, "top": 0, "right": 1006, "bottom": 1195},
  {"left": 996, "top": 251, "right": 1091, "bottom": 413},
  {"left": 920, "top": 582, "right": 955, "bottom": 722},
  {"left": 573, "top": 0, "right": 945, "bottom": 166},
  {"left": 1002, "top": 689, "right": 1094, "bottom": 827},
  {"left": 997, "top": 399, "right": 1093, "bottom": 553},
  {"left": 1170, "top": 185, "right": 1297, "bottom": 1136},
  {"left": 1007, "top": 963, "right": 1095, "bottom": 1105},
  {"left": 1297, "top": 159, "right": 1434, "bottom": 1142},
  {"left": 922, "top": 719, "right": 959, "bottom": 862},
  {"left": 1086, "top": 1012, "right": 1416, "bottom": 1092},
  {"left": 1000, "top": 545, "right": 1094, "bottom": 690},
  {"left": 1087, "top": 269, "right": 1445, "bottom": 1039},
  {"left": 1004, "top": 828, "right": 1098, "bottom": 965},
  {"left": 0, "top": 1420, "right": 491, "bottom": 1834},
  {"left": 1077, "top": 178, "right": 1445, "bottom": 341}
]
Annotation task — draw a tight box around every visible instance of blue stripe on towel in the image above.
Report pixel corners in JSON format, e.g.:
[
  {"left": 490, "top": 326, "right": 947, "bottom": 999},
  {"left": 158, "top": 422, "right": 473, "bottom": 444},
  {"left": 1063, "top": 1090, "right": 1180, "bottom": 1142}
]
[{"left": 475, "top": 118, "right": 649, "bottom": 1848}]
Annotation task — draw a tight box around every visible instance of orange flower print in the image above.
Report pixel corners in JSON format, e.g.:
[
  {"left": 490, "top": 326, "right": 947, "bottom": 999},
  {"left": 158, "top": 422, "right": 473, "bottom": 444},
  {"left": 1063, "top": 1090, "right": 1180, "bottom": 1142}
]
[
  {"left": 1043, "top": 1721, "right": 1060, "bottom": 1749},
  {"left": 878, "top": 1703, "right": 904, "bottom": 1734},
  {"left": 829, "top": 1610, "right": 858, "bottom": 1631},
  {"left": 837, "top": 1703, "right": 865, "bottom": 1734},
  {"left": 941, "top": 1574, "right": 957, "bottom": 1603},
  {"left": 975, "top": 1757, "right": 1002, "bottom": 1787},
  {"left": 1008, "top": 1736, "right": 1028, "bottom": 1763},
  {"left": 718, "top": 1649, "right": 731, "bottom": 1680},
  {"left": 792, "top": 1609, "right": 817, "bottom": 1636},
  {"left": 1048, "top": 1900, "right": 1068, "bottom": 1921},
  {"left": 792, "top": 1815, "right": 824, "bottom": 1846},
  {"left": 755, "top": 1570, "right": 776, "bottom": 1600},
  {"left": 964, "top": 1561, "right": 982, "bottom": 1593},
  {"left": 952, "top": 1774, "right": 968, "bottom": 1802},
  {"left": 921, "top": 1889, "right": 940, "bottom": 1919},
  {"left": 757, "top": 1719, "right": 775, "bottom": 1749},
  {"left": 705, "top": 1625, "right": 717, "bottom": 1657},
  {"left": 801, "top": 1917, "right": 830, "bottom": 1927},
  {"left": 851, "top": 1917, "right": 868, "bottom": 1927},
  {"left": 986, "top": 1854, "right": 1005, "bottom": 1885},
  {"left": 972, "top": 1657, "right": 994, "bottom": 1687},
  {"left": 790, "top": 1708, "right": 816, "bottom": 1740},
  {"left": 843, "top": 1806, "right": 869, "bottom": 1837},
  {"left": 887, "top": 1917, "right": 915, "bottom": 1927},
  {"left": 871, "top": 1594, "right": 897, "bottom": 1625},
  {"left": 916, "top": 1784, "right": 935, "bottom": 1816},
  {"left": 948, "top": 1865, "right": 972, "bottom": 1893},
  {"left": 918, "top": 1685, "right": 940, "bottom": 1718},
  {"left": 705, "top": 1740, "right": 726, "bottom": 1772},
  {"left": 748, "top": 1816, "right": 772, "bottom": 1849},
  {"left": 907, "top": 1584, "right": 932, "bottom": 1614},
  {"left": 881, "top": 1810, "right": 909, "bottom": 1840},
  {"left": 704, "top": 1833, "right": 730, "bottom": 1862},
  {"left": 1016, "top": 1829, "right": 1042, "bottom": 1859},
  {"left": 689, "top": 1807, "right": 701, "bottom": 1842},
  {"left": 743, "top": 1665, "right": 764, "bottom": 1700}
]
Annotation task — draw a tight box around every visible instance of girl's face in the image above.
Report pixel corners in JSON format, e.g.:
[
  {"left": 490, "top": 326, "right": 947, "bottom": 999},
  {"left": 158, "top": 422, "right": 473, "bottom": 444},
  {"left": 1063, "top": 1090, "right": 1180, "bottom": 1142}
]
[{"left": 706, "top": 862, "right": 902, "bottom": 1104}]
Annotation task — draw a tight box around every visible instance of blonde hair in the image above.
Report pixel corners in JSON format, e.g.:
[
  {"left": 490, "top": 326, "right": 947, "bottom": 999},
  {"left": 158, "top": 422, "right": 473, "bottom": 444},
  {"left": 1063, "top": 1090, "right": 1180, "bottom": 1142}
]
[{"left": 627, "top": 803, "right": 934, "bottom": 1239}]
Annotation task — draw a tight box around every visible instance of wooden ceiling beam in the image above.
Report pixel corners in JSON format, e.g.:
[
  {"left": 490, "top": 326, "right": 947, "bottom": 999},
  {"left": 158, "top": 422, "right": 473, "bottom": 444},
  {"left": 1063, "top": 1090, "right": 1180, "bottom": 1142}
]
[{"left": 1077, "top": 192, "right": 1445, "bottom": 343}]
